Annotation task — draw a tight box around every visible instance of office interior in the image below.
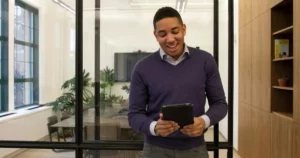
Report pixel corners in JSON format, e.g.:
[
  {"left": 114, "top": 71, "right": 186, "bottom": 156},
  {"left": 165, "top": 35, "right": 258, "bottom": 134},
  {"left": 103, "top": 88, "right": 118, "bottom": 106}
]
[{"left": 0, "top": 0, "right": 299, "bottom": 158}]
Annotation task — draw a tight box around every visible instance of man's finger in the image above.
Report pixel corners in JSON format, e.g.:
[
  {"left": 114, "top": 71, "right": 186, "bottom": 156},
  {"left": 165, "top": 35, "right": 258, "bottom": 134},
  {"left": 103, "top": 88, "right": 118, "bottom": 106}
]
[
  {"left": 158, "top": 128, "right": 176, "bottom": 133},
  {"left": 157, "top": 118, "right": 171, "bottom": 124},
  {"left": 180, "top": 128, "right": 194, "bottom": 133},
  {"left": 183, "top": 124, "right": 194, "bottom": 129},
  {"left": 157, "top": 124, "right": 174, "bottom": 129}
]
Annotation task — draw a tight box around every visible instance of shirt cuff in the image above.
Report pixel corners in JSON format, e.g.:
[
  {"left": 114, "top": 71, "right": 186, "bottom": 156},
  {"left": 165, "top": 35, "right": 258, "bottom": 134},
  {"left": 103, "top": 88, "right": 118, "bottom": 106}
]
[
  {"left": 150, "top": 121, "right": 158, "bottom": 136},
  {"left": 200, "top": 115, "right": 210, "bottom": 129}
]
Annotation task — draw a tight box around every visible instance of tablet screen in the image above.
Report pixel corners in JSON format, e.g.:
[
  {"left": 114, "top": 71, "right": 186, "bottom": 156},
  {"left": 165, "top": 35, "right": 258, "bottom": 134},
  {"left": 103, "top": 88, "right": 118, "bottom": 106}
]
[{"left": 161, "top": 103, "right": 194, "bottom": 128}]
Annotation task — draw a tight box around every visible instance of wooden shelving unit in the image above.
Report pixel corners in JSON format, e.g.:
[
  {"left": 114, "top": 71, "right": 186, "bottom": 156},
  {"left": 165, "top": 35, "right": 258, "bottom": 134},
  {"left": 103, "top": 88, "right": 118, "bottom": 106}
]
[
  {"left": 273, "top": 56, "right": 294, "bottom": 61},
  {"left": 271, "top": 0, "right": 294, "bottom": 117},
  {"left": 273, "top": 25, "right": 293, "bottom": 35},
  {"left": 273, "top": 111, "right": 293, "bottom": 119},
  {"left": 238, "top": 0, "right": 300, "bottom": 157},
  {"left": 273, "top": 86, "right": 294, "bottom": 91},
  {"left": 270, "top": 0, "right": 298, "bottom": 157}
]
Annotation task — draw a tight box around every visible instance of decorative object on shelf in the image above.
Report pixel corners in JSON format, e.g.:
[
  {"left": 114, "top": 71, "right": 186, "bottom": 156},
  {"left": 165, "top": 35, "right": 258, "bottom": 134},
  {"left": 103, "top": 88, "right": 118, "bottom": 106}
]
[
  {"left": 278, "top": 77, "right": 288, "bottom": 87},
  {"left": 275, "top": 39, "right": 289, "bottom": 58}
]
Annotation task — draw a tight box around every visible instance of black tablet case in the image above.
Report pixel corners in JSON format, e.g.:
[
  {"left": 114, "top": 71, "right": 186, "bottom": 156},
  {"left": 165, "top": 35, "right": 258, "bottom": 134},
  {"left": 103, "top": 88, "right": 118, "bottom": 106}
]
[{"left": 161, "top": 103, "right": 194, "bottom": 128}]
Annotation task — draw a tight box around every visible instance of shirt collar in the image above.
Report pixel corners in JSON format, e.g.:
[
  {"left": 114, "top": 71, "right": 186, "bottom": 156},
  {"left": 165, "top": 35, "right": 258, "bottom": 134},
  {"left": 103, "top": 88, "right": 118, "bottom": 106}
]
[{"left": 159, "top": 44, "right": 190, "bottom": 59}]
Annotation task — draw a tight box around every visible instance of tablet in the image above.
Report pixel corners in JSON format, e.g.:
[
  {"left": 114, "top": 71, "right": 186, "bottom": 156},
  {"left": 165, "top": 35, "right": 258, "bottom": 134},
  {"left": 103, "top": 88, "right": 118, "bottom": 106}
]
[{"left": 161, "top": 103, "right": 194, "bottom": 128}]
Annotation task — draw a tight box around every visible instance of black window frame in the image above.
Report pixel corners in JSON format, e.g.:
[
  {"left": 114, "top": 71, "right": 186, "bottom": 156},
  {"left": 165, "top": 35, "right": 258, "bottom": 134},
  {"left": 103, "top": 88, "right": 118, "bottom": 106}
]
[
  {"left": 0, "top": 0, "right": 234, "bottom": 158},
  {"left": 0, "top": 0, "right": 9, "bottom": 113},
  {"left": 14, "top": 0, "right": 39, "bottom": 109}
]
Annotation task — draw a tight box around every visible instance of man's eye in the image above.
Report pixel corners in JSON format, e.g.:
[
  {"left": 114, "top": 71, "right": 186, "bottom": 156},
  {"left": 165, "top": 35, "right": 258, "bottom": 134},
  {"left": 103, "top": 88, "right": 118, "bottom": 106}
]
[
  {"left": 159, "top": 32, "right": 166, "bottom": 37},
  {"left": 172, "top": 31, "right": 179, "bottom": 34}
]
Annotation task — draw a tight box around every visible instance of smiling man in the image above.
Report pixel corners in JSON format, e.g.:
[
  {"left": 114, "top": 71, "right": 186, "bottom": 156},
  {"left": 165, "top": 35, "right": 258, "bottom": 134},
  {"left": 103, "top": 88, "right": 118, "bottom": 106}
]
[{"left": 128, "top": 6, "right": 228, "bottom": 158}]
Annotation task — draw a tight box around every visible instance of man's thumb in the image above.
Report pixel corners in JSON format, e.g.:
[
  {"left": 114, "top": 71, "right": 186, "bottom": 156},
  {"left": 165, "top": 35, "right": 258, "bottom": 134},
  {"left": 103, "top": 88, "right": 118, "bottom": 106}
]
[{"left": 159, "top": 113, "right": 163, "bottom": 119}]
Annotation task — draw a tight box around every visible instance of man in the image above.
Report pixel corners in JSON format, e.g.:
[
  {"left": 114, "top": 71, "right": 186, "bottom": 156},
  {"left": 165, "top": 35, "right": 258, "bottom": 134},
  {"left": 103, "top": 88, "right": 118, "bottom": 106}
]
[{"left": 128, "top": 6, "right": 228, "bottom": 158}]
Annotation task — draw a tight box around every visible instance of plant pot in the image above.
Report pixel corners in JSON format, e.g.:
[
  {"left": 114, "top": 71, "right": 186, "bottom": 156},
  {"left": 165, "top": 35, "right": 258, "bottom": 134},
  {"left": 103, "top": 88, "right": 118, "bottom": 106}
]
[{"left": 278, "top": 78, "right": 288, "bottom": 87}]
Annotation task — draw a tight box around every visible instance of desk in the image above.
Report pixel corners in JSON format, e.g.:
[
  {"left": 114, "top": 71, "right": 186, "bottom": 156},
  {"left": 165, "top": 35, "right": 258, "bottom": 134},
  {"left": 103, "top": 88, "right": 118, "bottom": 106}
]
[{"left": 51, "top": 108, "right": 130, "bottom": 129}]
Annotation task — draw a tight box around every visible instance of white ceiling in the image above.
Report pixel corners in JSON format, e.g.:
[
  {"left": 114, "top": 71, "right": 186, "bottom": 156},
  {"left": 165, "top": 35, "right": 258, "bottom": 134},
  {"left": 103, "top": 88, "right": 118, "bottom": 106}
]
[{"left": 60, "top": 0, "right": 220, "bottom": 12}]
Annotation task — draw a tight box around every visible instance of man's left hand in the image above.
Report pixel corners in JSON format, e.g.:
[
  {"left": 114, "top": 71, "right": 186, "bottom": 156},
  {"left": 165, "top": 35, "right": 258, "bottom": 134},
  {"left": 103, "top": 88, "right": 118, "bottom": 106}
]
[{"left": 180, "top": 117, "right": 205, "bottom": 137}]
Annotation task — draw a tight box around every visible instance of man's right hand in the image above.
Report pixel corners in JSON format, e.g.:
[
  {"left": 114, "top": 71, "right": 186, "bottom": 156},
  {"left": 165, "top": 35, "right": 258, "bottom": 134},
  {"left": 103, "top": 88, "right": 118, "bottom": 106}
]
[{"left": 155, "top": 113, "right": 180, "bottom": 137}]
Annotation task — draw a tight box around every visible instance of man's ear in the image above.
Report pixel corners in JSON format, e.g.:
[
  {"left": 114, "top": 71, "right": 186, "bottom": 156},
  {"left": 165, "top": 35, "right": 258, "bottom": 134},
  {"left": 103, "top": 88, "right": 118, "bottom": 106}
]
[
  {"left": 153, "top": 30, "right": 158, "bottom": 41},
  {"left": 182, "top": 24, "right": 186, "bottom": 36}
]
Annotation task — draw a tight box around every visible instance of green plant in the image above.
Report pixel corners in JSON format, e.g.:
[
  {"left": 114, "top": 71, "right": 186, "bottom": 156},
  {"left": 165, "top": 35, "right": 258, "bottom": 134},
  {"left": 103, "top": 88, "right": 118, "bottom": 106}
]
[
  {"left": 121, "top": 84, "right": 130, "bottom": 94},
  {"left": 89, "top": 67, "right": 123, "bottom": 111},
  {"left": 51, "top": 70, "right": 93, "bottom": 113}
]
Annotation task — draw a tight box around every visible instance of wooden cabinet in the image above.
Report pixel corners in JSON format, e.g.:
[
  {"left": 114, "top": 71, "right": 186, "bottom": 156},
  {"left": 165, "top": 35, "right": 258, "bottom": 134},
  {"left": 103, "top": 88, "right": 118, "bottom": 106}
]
[
  {"left": 271, "top": 0, "right": 283, "bottom": 8},
  {"left": 238, "top": 102, "right": 252, "bottom": 158},
  {"left": 261, "top": 0, "right": 271, "bottom": 14},
  {"left": 294, "top": 0, "right": 300, "bottom": 124},
  {"left": 239, "top": 0, "right": 252, "bottom": 28},
  {"left": 239, "top": 0, "right": 299, "bottom": 157},
  {"left": 251, "top": 107, "right": 271, "bottom": 158},
  {"left": 252, "top": 0, "right": 260, "bottom": 20},
  {"left": 293, "top": 123, "right": 300, "bottom": 158},
  {"left": 252, "top": 12, "right": 271, "bottom": 112},
  {"left": 239, "top": 24, "right": 252, "bottom": 105},
  {"left": 271, "top": 112, "right": 293, "bottom": 158}
]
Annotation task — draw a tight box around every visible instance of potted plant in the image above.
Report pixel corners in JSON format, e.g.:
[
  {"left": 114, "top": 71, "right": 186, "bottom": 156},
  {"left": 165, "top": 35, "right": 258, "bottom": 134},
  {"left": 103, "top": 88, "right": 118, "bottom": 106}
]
[
  {"left": 278, "top": 73, "right": 288, "bottom": 87},
  {"left": 90, "top": 67, "right": 123, "bottom": 114},
  {"left": 51, "top": 69, "right": 94, "bottom": 113}
]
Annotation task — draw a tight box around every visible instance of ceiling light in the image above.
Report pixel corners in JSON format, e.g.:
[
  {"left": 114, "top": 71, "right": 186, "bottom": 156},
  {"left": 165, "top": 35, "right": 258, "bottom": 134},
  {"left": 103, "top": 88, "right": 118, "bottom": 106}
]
[
  {"left": 176, "top": 0, "right": 187, "bottom": 13},
  {"left": 52, "top": 0, "right": 75, "bottom": 14}
]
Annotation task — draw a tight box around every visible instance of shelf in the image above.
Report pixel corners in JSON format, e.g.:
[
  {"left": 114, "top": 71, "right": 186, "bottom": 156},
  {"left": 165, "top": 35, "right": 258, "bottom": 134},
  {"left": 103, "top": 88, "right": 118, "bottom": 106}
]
[
  {"left": 273, "top": 86, "right": 294, "bottom": 91},
  {"left": 273, "top": 26, "right": 293, "bottom": 35},
  {"left": 273, "top": 57, "right": 294, "bottom": 61},
  {"left": 273, "top": 112, "right": 293, "bottom": 120}
]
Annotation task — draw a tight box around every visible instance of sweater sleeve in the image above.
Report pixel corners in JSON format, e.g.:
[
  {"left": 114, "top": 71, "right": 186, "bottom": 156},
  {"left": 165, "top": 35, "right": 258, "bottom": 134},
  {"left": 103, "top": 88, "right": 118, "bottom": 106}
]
[
  {"left": 204, "top": 54, "right": 228, "bottom": 126},
  {"left": 127, "top": 65, "right": 153, "bottom": 136}
]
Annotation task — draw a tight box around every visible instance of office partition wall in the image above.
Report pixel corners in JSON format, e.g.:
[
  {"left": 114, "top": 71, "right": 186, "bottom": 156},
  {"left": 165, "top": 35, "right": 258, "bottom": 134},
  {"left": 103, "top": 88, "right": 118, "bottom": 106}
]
[{"left": 0, "top": 0, "right": 234, "bottom": 158}]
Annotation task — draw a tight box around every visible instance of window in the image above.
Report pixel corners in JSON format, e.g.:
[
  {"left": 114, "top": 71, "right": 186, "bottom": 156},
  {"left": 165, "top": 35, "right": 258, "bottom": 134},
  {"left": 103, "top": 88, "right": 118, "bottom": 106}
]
[
  {"left": 14, "top": 0, "right": 39, "bottom": 108},
  {"left": 0, "top": 0, "right": 8, "bottom": 112}
]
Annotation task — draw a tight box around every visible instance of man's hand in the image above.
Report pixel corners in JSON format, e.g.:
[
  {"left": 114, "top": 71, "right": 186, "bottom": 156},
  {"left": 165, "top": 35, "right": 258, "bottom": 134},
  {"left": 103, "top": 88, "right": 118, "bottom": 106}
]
[
  {"left": 180, "top": 117, "right": 205, "bottom": 137},
  {"left": 155, "top": 113, "right": 180, "bottom": 137}
]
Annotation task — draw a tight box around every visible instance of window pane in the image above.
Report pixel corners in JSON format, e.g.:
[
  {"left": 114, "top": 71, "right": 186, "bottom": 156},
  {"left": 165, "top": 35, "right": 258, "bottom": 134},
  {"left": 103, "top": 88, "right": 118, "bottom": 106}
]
[
  {"left": 24, "top": 45, "right": 32, "bottom": 62},
  {"left": 15, "top": 6, "right": 24, "bottom": 25},
  {"left": 14, "top": 82, "right": 24, "bottom": 107},
  {"left": 14, "top": 82, "right": 33, "bottom": 107},
  {"left": 15, "top": 23, "right": 25, "bottom": 41},
  {"left": 25, "top": 25, "right": 31, "bottom": 43},
  {"left": 24, "top": 82, "right": 33, "bottom": 105},
  {"left": 24, "top": 8, "right": 30, "bottom": 27},
  {"left": 15, "top": 61, "right": 25, "bottom": 78},
  {"left": 25, "top": 62, "right": 33, "bottom": 78},
  {"left": 15, "top": 44, "right": 25, "bottom": 62}
]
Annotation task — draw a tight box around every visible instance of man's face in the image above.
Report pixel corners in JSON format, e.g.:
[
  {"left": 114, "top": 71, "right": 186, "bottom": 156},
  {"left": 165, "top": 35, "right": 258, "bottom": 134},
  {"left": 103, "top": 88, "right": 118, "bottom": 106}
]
[{"left": 154, "top": 17, "right": 186, "bottom": 60}]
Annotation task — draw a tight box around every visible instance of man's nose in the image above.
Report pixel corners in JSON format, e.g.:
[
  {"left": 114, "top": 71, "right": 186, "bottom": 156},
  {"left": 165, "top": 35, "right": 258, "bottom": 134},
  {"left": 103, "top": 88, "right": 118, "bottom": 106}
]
[{"left": 166, "top": 34, "right": 175, "bottom": 43}]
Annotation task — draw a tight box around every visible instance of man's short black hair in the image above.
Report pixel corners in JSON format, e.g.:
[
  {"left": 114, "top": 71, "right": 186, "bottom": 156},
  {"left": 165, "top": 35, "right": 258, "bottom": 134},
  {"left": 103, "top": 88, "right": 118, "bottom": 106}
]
[{"left": 153, "top": 6, "right": 183, "bottom": 29}]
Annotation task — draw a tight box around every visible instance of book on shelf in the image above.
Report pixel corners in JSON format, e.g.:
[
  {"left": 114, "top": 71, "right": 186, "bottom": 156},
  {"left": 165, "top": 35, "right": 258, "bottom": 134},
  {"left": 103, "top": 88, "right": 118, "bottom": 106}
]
[{"left": 275, "top": 39, "right": 289, "bottom": 59}]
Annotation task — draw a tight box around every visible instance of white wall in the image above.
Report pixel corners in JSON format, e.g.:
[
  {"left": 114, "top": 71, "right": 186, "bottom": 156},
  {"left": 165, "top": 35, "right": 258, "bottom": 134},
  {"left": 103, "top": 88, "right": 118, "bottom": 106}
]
[
  {"left": 7, "top": 0, "right": 76, "bottom": 107},
  {"left": 0, "top": 107, "right": 53, "bottom": 157},
  {"left": 2, "top": 0, "right": 75, "bottom": 155}
]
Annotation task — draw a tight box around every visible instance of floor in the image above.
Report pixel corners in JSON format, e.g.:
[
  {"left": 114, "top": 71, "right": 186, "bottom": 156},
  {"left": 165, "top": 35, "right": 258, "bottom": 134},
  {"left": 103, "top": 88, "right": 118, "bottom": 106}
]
[{"left": 12, "top": 128, "right": 240, "bottom": 158}]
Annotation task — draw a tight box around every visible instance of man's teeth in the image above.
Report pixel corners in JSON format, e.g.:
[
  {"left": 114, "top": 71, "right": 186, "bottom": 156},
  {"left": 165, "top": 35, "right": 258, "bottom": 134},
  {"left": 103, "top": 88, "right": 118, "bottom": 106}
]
[{"left": 168, "top": 44, "right": 177, "bottom": 48}]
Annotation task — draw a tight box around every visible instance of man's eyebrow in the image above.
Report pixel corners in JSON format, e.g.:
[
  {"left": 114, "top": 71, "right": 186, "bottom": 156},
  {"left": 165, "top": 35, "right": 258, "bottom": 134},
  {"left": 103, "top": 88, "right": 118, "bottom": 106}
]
[
  {"left": 171, "top": 26, "right": 179, "bottom": 30},
  {"left": 158, "top": 30, "right": 166, "bottom": 34}
]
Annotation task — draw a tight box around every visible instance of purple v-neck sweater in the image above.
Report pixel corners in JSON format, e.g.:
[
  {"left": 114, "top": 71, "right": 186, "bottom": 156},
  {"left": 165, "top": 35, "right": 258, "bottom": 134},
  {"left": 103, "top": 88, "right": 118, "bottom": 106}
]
[{"left": 128, "top": 47, "right": 228, "bottom": 150}]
